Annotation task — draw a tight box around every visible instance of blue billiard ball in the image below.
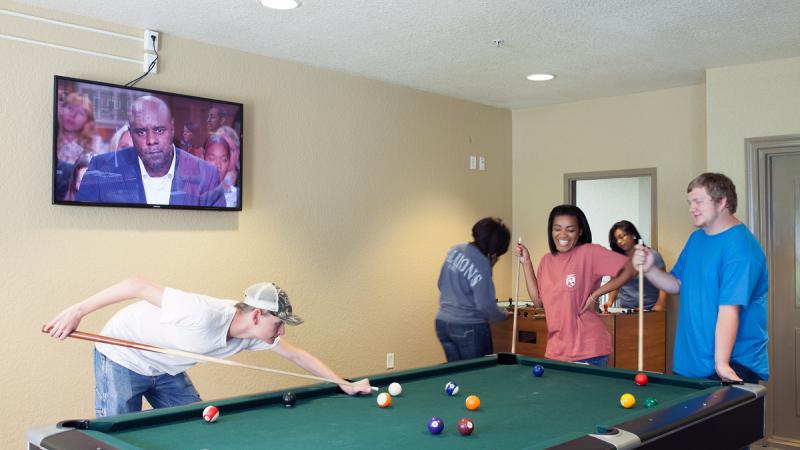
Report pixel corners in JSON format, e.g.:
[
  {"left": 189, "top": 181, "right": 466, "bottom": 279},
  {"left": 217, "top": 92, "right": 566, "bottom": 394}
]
[
  {"left": 532, "top": 365, "right": 544, "bottom": 377},
  {"left": 445, "top": 381, "right": 459, "bottom": 396},
  {"left": 427, "top": 416, "right": 444, "bottom": 434}
]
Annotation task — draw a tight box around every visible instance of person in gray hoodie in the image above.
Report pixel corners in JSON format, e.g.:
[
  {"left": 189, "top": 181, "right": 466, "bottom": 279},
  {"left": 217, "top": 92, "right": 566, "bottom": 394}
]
[{"left": 435, "top": 217, "right": 511, "bottom": 362}]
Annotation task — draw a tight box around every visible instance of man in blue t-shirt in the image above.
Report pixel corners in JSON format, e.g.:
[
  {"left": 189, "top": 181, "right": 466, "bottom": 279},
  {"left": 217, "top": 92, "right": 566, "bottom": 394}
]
[{"left": 633, "top": 173, "right": 768, "bottom": 383}]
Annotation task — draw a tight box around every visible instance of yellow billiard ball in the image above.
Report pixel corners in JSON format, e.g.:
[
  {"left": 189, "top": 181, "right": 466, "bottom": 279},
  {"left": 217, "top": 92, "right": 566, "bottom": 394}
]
[{"left": 620, "top": 393, "right": 636, "bottom": 409}]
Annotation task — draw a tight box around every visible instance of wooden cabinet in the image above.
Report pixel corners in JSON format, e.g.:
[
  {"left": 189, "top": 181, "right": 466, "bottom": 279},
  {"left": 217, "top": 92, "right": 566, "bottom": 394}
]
[{"left": 491, "top": 309, "right": 666, "bottom": 372}]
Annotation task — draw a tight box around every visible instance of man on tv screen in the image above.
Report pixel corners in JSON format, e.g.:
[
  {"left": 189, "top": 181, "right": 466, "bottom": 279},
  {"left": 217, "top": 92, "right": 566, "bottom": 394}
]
[{"left": 76, "top": 95, "right": 225, "bottom": 207}]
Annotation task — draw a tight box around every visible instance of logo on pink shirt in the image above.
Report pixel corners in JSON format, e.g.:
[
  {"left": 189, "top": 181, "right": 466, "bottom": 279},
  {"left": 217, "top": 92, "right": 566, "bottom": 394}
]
[{"left": 565, "top": 273, "right": 576, "bottom": 287}]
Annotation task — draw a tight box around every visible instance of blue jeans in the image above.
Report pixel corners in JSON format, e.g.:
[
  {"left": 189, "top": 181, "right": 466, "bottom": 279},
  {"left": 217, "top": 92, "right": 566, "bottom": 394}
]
[
  {"left": 435, "top": 320, "right": 493, "bottom": 362},
  {"left": 94, "top": 349, "right": 201, "bottom": 417},
  {"left": 574, "top": 355, "right": 609, "bottom": 367}
]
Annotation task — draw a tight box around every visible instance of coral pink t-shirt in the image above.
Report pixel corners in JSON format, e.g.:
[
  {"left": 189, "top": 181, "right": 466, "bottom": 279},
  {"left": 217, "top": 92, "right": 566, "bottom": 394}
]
[{"left": 537, "top": 243, "right": 627, "bottom": 361}]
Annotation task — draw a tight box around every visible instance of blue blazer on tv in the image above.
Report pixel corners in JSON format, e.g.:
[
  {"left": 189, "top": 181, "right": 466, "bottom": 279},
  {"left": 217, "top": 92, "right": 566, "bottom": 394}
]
[{"left": 76, "top": 147, "right": 226, "bottom": 207}]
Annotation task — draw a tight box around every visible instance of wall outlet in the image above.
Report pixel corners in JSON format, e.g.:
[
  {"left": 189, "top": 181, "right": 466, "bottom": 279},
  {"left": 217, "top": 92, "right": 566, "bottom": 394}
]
[
  {"left": 478, "top": 156, "right": 486, "bottom": 171},
  {"left": 144, "top": 30, "right": 160, "bottom": 51},
  {"left": 386, "top": 352, "right": 395, "bottom": 369},
  {"left": 143, "top": 53, "right": 158, "bottom": 74},
  {"left": 469, "top": 155, "right": 477, "bottom": 170}
]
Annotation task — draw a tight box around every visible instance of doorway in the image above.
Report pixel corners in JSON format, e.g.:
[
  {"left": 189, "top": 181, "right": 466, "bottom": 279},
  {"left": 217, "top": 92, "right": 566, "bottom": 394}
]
[
  {"left": 564, "top": 168, "right": 657, "bottom": 249},
  {"left": 747, "top": 135, "right": 800, "bottom": 449}
]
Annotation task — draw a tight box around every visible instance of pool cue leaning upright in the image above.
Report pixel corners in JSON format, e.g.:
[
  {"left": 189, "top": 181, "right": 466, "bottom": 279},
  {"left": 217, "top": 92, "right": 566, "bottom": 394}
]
[
  {"left": 511, "top": 237, "right": 522, "bottom": 354},
  {"left": 637, "top": 239, "right": 644, "bottom": 372}
]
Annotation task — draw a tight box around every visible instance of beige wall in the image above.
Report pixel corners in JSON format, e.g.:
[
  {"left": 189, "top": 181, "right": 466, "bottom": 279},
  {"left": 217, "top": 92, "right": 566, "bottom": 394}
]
[
  {"left": 1, "top": 1, "right": 511, "bottom": 441},
  {"left": 512, "top": 85, "right": 706, "bottom": 269},
  {"left": 512, "top": 85, "right": 708, "bottom": 371},
  {"left": 706, "top": 56, "right": 800, "bottom": 218}
]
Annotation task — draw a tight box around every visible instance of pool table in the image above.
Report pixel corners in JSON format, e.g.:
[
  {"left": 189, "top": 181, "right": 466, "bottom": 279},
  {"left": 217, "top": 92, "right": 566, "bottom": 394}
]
[{"left": 28, "top": 354, "right": 765, "bottom": 449}]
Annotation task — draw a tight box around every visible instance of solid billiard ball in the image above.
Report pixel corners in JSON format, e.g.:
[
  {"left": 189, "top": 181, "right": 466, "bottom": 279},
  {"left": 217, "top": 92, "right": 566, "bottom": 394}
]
[
  {"left": 377, "top": 392, "right": 392, "bottom": 408},
  {"left": 427, "top": 417, "right": 444, "bottom": 434},
  {"left": 388, "top": 382, "right": 402, "bottom": 396},
  {"left": 457, "top": 417, "right": 474, "bottom": 436},
  {"left": 620, "top": 393, "right": 636, "bottom": 409},
  {"left": 445, "top": 381, "right": 459, "bottom": 396},
  {"left": 282, "top": 392, "right": 296, "bottom": 408},
  {"left": 202, "top": 405, "right": 219, "bottom": 423},
  {"left": 634, "top": 373, "right": 649, "bottom": 386},
  {"left": 644, "top": 397, "right": 659, "bottom": 408},
  {"left": 532, "top": 365, "right": 545, "bottom": 377},
  {"left": 465, "top": 394, "right": 481, "bottom": 411}
]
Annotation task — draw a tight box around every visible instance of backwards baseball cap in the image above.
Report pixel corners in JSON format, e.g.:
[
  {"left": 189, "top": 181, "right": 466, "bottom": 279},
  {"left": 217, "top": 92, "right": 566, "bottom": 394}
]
[{"left": 244, "top": 282, "right": 303, "bottom": 326}]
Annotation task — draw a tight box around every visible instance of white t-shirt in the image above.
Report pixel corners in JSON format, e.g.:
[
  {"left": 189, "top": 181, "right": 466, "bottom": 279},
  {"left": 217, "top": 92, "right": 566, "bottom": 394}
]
[
  {"left": 96, "top": 287, "right": 277, "bottom": 376},
  {"left": 138, "top": 146, "right": 177, "bottom": 205}
]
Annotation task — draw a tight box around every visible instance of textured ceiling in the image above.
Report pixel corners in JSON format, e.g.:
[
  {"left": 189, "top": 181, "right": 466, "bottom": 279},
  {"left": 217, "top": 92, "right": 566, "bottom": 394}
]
[{"left": 12, "top": 0, "right": 800, "bottom": 109}]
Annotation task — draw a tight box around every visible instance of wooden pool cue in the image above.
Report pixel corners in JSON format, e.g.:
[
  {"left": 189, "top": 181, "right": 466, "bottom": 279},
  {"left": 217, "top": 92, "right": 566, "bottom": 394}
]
[
  {"left": 511, "top": 237, "right": 522, "bottom": 354},
  {"left": 42, "top": 328, "right": 378, "bottom": 391},
  {"left": 637, "top": 239, "right": 644, "bottom": 372}
]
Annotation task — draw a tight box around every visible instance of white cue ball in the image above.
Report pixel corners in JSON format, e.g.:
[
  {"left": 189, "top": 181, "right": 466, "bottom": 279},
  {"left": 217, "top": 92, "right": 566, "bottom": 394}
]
[{"left": 388, "top": 382, "right": 402, "bottom": 396}]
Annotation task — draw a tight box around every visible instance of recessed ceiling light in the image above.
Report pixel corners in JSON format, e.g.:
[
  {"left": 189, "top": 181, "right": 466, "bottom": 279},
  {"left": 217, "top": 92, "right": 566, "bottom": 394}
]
[
  {"left": 527, "top": 73, "right": 555, "bottom": 81},
  {"left": 261, "top": 0, "right": 301, "bottom": 10}
]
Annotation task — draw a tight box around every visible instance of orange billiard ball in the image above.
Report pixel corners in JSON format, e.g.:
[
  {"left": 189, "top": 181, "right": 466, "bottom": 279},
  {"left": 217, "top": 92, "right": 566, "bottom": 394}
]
[
  {"left": 465, "top": 395, "right": 481, "bottom": 411},
  {"left": 377, "top": 392, "right": 392, "bottom": 408}
]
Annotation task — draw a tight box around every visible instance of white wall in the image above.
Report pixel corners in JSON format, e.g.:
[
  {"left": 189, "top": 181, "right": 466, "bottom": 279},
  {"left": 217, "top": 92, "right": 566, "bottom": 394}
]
[{"left": 576, "top": 176, "right": 652, "bottom": 248}]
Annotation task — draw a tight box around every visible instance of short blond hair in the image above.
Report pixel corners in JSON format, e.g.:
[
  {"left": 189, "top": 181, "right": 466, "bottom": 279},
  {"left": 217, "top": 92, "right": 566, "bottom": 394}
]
[{"left": 687, "top": 172, "right": 737, "bottom": 214}]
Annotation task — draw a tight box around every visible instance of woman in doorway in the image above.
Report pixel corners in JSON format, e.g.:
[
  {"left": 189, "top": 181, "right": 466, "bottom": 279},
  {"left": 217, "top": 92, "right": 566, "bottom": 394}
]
[
  {"left": 516, "top": 205, "right": 635, "bottom": 366},
  {"left": 607, "top": 220, "right": 667, "bottom": 311}
]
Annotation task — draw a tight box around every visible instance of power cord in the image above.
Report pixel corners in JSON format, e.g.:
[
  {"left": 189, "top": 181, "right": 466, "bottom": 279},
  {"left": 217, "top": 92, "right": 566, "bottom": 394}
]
[{"left": 125, "top": 34, "right": 158, "bottom": 87}]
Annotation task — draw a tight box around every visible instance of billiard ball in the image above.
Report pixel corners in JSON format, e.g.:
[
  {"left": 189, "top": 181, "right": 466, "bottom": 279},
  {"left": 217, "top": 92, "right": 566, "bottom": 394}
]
[
  {"left": 457, "top": 417, "right": 474, "bottom": 436},
  {"left": 388, "top": 382, "right": 402, "bottom": 396},
  {"left": 532, "top": 365, "right": 545, "bottom": 377},
  {"left": 377, "top": 392, "right": 392, "bottom": 408},
  {"left": 644, "top": 397, "right": 659, "bottom": 408},
  {"left": 445, "top": 381, "right": 459, "bottom": 396},
  {"left": 465, "top": 394, "right": 481, "bottom": 411},
  {"left": 427, "top": 416, "right": 444, "bottom": 434},
  {"left": 202, "top": 405, "right": 219, "bottom": 423},
  {"left": 620, "top": 393, "right": 636, "bottom": 409},
  {"left": 282, "top": 392, "right": 296, "bottom": 408},
  {"left": 634, "top": 373, "right": 649, "bottom": 386}
]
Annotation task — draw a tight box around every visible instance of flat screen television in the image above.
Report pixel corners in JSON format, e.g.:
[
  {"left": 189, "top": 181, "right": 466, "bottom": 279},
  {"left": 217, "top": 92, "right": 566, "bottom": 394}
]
[{"left": 53, "top": 75, "right": 243, "bottom": 211}]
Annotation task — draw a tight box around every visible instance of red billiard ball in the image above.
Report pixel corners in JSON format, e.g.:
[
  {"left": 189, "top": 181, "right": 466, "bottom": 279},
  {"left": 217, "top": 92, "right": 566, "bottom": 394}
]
[
  {"left": 634, "top": 373, "right": 649, "bottom": 386},
  {"left": 202, "top": 405, "right": 219, "bottom": 423},
  {"left": 457, "top": 417, "right": 474, "bottom": 436}
]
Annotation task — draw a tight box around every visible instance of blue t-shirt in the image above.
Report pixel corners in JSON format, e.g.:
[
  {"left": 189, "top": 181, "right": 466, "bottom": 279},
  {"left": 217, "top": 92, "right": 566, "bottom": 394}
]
[
  {"left": 436, "top": 243, "right": 506, "bottom": 324},
  {"left": 617, "top": 250, "right": 665, "bottom": 309},
  {"left": 671, "top": 224, "right": 769, "bottom": 380}
]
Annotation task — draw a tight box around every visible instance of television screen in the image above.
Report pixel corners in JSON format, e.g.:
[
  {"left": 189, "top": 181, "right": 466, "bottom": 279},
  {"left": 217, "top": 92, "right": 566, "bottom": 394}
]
[{"left": 53, "top": 75, "right": 243, "bottom": 211}]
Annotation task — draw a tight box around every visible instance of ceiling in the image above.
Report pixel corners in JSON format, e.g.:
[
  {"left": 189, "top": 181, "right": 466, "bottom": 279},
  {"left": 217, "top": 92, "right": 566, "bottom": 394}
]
[{"left": 14, "top": 0, "right": 800, "bottom": 109}]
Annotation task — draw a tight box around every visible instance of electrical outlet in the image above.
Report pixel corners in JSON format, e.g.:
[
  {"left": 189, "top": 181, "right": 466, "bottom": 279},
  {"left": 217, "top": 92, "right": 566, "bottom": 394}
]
[
  {"left": 143, "top": 53, "right": 158, "bottom": 74},
  {"left": 144, "top": 30, "right": 160, "bottom": 51},
  {"left": 386, "top": 353, "right": 395, "bottom": 369},
  {"left": 479, "top": 156, "right": 486, "bottom": 171}
]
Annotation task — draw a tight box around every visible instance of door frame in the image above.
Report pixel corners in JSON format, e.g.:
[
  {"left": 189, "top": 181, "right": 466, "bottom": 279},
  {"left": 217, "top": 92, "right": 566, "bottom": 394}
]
[
  {"left": 745, "top": 134, "right": 800, "bottom": 447},
  {"left": 564, "top": 167, "right": 658, "bottom": 250}
]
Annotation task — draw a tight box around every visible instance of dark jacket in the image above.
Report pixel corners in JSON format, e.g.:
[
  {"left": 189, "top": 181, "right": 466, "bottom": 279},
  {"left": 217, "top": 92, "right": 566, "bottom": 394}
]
[{"left": 76, "top": 147, "right": 225, "bottom": 207}]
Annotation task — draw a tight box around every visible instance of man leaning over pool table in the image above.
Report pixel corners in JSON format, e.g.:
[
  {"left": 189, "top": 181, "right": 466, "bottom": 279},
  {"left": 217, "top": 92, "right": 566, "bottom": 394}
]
[{"left": 45, "top": 277, "right": 373, "bottom": 417}]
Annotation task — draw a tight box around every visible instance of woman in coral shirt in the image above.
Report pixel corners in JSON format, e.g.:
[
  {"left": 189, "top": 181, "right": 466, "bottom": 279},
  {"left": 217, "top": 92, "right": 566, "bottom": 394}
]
[{"left": 516, "top": 205, "right": 635, "bottom": 366}]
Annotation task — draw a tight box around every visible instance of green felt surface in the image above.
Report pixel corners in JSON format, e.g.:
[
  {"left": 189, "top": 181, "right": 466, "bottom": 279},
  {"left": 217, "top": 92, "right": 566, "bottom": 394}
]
[{"left": 76, "top": 357, "right": 720, "bottom": 450}]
